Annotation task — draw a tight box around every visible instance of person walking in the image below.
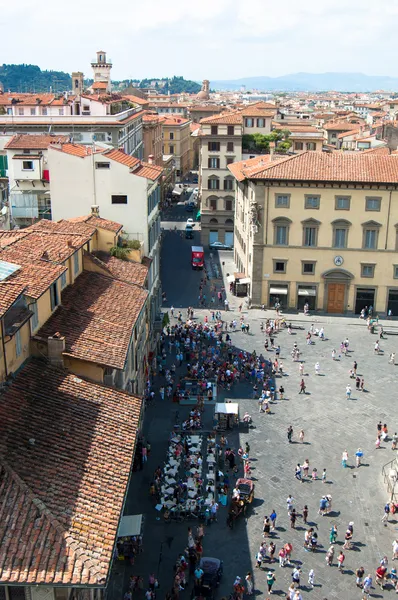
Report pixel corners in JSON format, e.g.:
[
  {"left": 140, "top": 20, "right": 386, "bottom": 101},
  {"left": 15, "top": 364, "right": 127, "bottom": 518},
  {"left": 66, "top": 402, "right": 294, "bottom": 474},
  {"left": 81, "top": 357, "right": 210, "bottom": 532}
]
[
  {"left": 290, "top": 508, "right": 297, "bottom": 528},
  {"left": 278, "top": 547, "right": 286, "bottom": 567},
  {"left": 299, "top": 362, "right": 304, "bottom": 376},
  {"left": 270, "top": 509, "right": 277, "bottom": 530},
  {"left": 302, "top": 505, "right": 308, "bottom": 524},
  {"left": 302, "top": 458, "right": 309, "bottom": 478},
  {"left": 245, "top": 572, "right": 254, "bottom": 595},
  {"left": 308, "top": 569, "right": 315, "bottom": 588},
  {"left": 295, "top": 464, "right": 303, "bottom": 482},
  {"left": 356, "top": 566, "right": 365, "bottom": 588},
  {"left": 330, "top": 524, "right": 338, "bottom": 544},
  {"left": 346, "top": 384, "right": 351, "bottom": 400},
  {"left": 266, "top": 571, "right": 276, "bottom": 593},
  {"left": 322, "top": 468, "right": 327, "bottom": 483},
  {"left": 292, "top": 567, "right": 301, "bottom": 587},
  {"left": 355, "top": 448, "right": 363, "bottom": 467},
  {"left": 332, "top": 348, "right": 336, "bottom": 360},
  {"left": 286, "top": 494, "right": 294, "bottom": 514},
  {"left": 341, "top": 449, "right": 348, "bottom": 468},
  {"left": 299, "top": 379, "right": 306, "bottom": 394},
  {"left": 363, "top": 574, "right": 373, "bottom": 594},
  {"left": 299, "top": 429, "right": 305, "bottom": 443},
  {"left": 337, "top": 550, "right": 345, "bottom": 572},
  {"left": 381, "top": 502, "right": 390, "bottom": 523},
  {"left": 287, "top": 425, "right": 293, "bottom": 443},
  {"left": 315, "top": 362, "right": 320, "bottom": 375},
  {"left": 326, "top": 545, "right": 334, "bottom": 566}
]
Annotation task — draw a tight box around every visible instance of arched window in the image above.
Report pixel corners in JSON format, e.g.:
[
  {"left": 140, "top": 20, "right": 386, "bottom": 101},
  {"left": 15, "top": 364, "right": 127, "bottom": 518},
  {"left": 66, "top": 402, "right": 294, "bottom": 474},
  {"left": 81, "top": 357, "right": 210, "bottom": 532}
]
[
  {"left": 272, "top": 216, "right": 292, "bottom": 246},
  {"left": 208, "top": 176, "right": 220, "bottom": 190},
  {"left": 224, "top": 176, "right": 234, "bottom": 191},
  {"left": 331, "top": 219, "right": 352, "bottom": 249},
  {"left": 207, "top": 195, "right": 218, "bottom": 210},
  {"left": 209, "top": 218, "right": 218, "bottom": 224},
  {"left": 225, "top": 218, "right": 234, "bottom": 225}
]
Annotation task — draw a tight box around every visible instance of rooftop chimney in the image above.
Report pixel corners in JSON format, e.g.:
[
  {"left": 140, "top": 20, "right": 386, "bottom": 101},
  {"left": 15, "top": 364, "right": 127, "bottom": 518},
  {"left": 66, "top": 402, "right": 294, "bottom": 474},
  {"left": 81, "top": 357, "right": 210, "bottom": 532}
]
[
  {"left": 91, "top": 205, "right": 100, "bottom": 217},
  {"left": 148, "top": 154, "right": 154, "bottom": 165},
  {"left": 269, "top": 141, "right": 275, "bottom": 158},
  {"left": 48, "top": 333, "right": 65, "bottom": 368}
]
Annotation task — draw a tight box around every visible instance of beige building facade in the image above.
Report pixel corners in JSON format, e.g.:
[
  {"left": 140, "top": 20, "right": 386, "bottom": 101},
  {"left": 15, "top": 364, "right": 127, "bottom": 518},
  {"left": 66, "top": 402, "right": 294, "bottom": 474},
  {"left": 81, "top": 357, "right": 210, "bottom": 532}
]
[
  {"left": 161, "top": 116, "right": 191, "bottom": 177},
  {"left": 143, "top": 113, "right": 163, "bottom": 166},
  {"left": 199, "top": 103, "right": 278, "bottom": 247},
  {"left": 229, "top": 152, "right": 398, "bottom": 315}
]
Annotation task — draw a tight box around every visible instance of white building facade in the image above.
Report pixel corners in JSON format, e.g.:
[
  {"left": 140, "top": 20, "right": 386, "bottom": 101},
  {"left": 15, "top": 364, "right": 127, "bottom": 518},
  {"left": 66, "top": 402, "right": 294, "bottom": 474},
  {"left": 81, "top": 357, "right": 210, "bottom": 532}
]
[{"left": 48, "top": 144, "right": 163, "bottom": 325}]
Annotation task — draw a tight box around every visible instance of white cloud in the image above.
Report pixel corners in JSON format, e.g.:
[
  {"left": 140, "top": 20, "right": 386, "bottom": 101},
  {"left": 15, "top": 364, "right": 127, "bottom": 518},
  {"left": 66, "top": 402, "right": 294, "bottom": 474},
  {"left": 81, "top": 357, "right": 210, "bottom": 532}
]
[{"left": 1, "top": 0, "right": 397, "bottom": 81}]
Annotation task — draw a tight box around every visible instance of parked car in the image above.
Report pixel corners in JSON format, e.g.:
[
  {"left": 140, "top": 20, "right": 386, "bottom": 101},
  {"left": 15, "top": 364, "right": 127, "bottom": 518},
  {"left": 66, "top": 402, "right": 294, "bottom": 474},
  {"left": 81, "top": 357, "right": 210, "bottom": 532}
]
[
  {"left": 209, "top": 241, "right": 233, "bottom": 250},
  {"left": 185, "top": 204, "right": 194, "bottom": 212}
]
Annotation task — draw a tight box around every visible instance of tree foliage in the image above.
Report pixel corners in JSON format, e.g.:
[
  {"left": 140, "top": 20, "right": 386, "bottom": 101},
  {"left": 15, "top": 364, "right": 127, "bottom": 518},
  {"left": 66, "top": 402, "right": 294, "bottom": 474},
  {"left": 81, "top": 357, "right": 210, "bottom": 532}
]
[
  {"left": 242, "top": 130, "right": 292, "bottom": 154},
  {"left": 138, "top": 76, "right": 200, "bottom": 94},
  {"left": 0, "top": 64, "right": 71, "bottom": 92}
]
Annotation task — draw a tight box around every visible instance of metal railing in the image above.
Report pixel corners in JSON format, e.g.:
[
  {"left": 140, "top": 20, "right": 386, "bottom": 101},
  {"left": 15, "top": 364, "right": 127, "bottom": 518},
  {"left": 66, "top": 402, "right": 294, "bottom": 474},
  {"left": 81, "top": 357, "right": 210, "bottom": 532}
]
[{"left": 381, "top": 455, "right": 398, "bottom": 502}]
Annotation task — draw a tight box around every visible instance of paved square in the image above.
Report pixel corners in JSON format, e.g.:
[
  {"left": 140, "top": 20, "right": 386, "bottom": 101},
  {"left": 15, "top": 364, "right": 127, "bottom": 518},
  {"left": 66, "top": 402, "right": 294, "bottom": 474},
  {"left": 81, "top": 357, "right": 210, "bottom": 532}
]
[{"left": 107, "top": 225, "right": 398, "bottom": 600}]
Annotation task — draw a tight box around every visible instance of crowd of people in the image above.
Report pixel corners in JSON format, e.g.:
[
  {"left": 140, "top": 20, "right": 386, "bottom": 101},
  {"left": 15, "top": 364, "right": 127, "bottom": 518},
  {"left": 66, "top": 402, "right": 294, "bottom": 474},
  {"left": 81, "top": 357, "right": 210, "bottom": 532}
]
[{"left": 137, "top": 276, "right": 398, "bottom": 600}]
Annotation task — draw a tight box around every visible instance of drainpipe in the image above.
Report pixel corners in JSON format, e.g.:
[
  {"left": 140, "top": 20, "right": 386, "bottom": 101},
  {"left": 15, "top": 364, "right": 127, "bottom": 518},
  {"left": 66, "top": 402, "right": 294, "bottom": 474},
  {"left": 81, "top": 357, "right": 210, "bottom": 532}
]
[
  {"left": 265, "top": 185, "right": 270, "bottom": 245},
  {"left": 1, "top": 319, "right": 8, "bottom": 380},
  {"left": 385, "top": 188, "right": 393, "bottom": 249}
]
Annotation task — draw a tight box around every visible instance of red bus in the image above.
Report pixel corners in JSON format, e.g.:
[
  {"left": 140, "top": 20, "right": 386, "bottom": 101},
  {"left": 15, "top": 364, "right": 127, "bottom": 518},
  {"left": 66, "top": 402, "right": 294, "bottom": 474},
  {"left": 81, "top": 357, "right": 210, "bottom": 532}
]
[{"left": 191, "top": 246, "right": 204, "bottom": 269}]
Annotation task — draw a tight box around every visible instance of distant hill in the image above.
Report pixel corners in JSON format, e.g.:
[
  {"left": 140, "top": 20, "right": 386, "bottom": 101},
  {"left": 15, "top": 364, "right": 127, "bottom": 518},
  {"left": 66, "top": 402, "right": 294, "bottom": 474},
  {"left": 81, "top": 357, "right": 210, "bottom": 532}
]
[
  {"left": 0, "top": 64, "right": 72, "bottom": 93},
  {"left": 211, "top": 72, "right": 398, "bottom": 92},
  {"left": 0, "top": 65, "right": 202, "bottom": 96}
]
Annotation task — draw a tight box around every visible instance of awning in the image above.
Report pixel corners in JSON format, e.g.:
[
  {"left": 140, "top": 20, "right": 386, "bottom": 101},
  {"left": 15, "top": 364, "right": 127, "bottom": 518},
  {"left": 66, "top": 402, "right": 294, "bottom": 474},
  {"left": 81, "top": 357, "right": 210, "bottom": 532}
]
[
  {"left": 270, "top": 287, "right": 288, "bottom": 295},
  {"left": 227, "top": 275, "right": 235, "bottom": 283},
  {"left": 298, "top": 288, "right": 317, "bottom": 296},
  {"left": 215, "top": 402, "right": 239, "bottom": 415},
  {"left": 172, "top": 188, "right": 182, "bottom": 196},
  {"left": 117, "top": 514, "right": 143, "bottom": 538},
  {"left": 237, "top": 277, "right": 251, "bottom": 285}
]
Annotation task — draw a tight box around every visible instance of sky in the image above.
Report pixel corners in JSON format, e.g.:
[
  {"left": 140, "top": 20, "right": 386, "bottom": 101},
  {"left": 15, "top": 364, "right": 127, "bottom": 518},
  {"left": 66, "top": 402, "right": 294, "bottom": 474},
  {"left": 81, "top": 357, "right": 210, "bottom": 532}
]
[{"left": 1, "top": 0, "right": 398, "bottom": 81}]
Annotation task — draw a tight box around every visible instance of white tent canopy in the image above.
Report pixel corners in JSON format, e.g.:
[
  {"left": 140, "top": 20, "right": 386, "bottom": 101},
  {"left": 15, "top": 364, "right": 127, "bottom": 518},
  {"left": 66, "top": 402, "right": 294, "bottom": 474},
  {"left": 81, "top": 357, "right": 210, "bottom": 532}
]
[
  {"left": 117, "top": 514, "right": 143, "bottom": 538},
  {"left": 215, "top": 402, "right": 239, "bottom": 415}
]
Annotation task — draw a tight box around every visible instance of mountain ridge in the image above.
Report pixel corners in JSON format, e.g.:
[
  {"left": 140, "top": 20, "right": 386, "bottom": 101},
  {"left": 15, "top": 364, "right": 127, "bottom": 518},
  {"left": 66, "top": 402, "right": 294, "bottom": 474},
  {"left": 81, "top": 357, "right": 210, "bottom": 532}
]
[{"left": 210, "top": 72, "right": 398, "bottom": 92}]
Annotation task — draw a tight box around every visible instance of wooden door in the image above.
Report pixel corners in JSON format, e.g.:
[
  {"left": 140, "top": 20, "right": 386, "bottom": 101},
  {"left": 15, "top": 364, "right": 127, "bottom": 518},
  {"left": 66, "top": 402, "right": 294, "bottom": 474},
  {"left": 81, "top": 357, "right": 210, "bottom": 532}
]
[{"left": 327, "top": 283, "right": 346, "bottom": 313}]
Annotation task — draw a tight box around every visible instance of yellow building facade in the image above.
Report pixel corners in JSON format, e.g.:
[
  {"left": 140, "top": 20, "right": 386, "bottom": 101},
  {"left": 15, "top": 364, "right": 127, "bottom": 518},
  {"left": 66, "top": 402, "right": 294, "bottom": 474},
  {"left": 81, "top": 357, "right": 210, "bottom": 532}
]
[{"left": 230, "top": 151, "right": 398, "bottom": 315}]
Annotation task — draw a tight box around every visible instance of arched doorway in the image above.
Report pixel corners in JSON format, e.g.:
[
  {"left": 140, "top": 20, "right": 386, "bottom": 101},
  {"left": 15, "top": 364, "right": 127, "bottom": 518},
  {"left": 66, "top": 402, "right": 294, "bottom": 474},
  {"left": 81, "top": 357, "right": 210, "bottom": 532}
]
[{"left": 322, "top": 268, "right": 354, "bottom": 313}]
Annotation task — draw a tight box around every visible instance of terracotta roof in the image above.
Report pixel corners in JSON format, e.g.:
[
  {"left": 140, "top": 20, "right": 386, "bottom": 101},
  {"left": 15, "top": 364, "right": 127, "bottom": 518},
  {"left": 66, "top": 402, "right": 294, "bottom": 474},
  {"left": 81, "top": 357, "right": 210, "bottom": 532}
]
[
  {"left": 143, "top": 113, "right": 163, "bottom": 124},
  {"left": 133, "top": 162, "right": 163, "bottom": 180},
  {"left": 228, "top": 151, "right": 398, "bottom": 184},
  {"left": 160, "top": 116, "right": 190, "bottom": 126},
  {"left": 240, "top": 107, "right": 275, "bottom": 118},
  {"left": 200, "top": 111, "right": 242, "bottom": 125},
  {"left": 54, "top": 143, "right": 102, "bottom": 158},
  {"left": 190, "top": 123, "right": 201, "bottom": 132},
  {"left": 0, "top": 358, "right": 141, "bottom": 586},
  {"left": 122, "top": 95, "right": 150, "bottom": 106},
  {"left": 363, "top": 146, "right": 391, "bottom": 155},
  {"left": 0, "top": 249, "right": 66, "bottom": 299},
  {"left": 273, "top": 124, "right": 320, "bottom": 133},
  {"left": 189, "top": 105, "right": 223, "bottom": 112},
  {"left": 0, "top": 281, "right": 26, "bottom": 318},
  {"left": 5, "top": 134, "right": 68, "bottom": 150},
  {"left": 35, "top": 271, "right": 148, "bottom": 369},
  {"left": 0, "top": 230, "right": 30, "bottom": 248},
  {"left": 91, "top": 251, "right": 149, "bottom": 286},
  {"left": 103, "top": 148, "right": 140, "bottom": 168},
  {"left": 91, "top": 82, "right": 108, "bottom": 90},
  {"left": 337, "top": 129, "right": 360, "bottom": 139},
  {"left": 324, "top": 121, "right": 364, "bottom": 131},
  {"left": 64, "top": 215, "right": 122, "bottom": 233}
]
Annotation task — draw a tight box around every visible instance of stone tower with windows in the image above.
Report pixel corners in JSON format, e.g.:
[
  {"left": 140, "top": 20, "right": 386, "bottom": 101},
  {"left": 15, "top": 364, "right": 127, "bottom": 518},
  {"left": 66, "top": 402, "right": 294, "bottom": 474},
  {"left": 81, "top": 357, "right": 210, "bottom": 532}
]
[{"left": 90, "top": 51, "right": 112, "bottom": 93}]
